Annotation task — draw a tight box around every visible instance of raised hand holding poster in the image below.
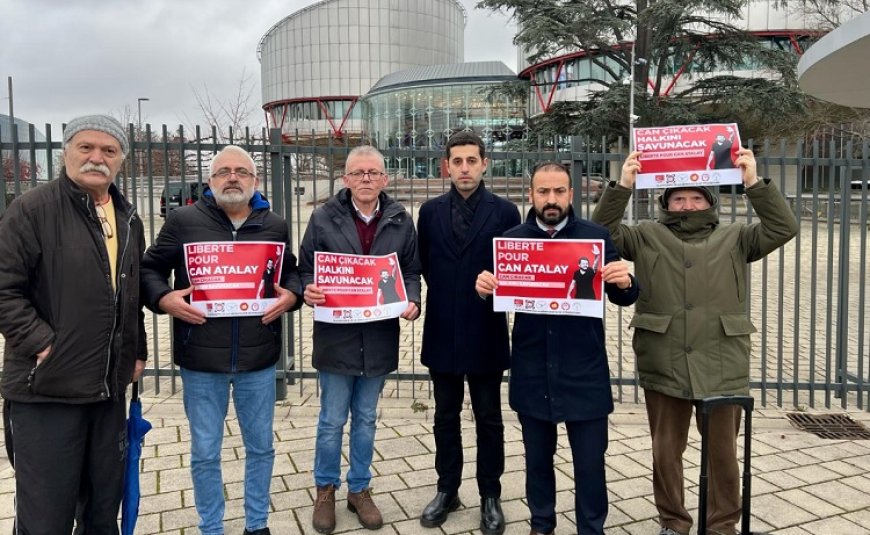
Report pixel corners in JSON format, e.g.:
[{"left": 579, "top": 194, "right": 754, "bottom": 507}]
[{"left": 633, "top": 123, "right": 742, "bottom": 190}]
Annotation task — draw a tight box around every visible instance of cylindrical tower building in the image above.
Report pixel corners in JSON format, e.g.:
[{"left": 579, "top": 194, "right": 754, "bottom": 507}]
[{"left": 258, "top": 0, "right": 466, "bottom": 142}]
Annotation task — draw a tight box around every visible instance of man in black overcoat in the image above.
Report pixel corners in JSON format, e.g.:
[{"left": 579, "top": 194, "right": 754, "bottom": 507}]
[{"left": 417, "top": 131, "right": 520, "bottom": 534}]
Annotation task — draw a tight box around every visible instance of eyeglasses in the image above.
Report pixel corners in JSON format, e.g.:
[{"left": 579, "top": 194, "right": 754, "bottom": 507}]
[
  {"left": 212, "top": 167, "right": 255, "bottom": 179},
  {"left": 346, "top": 170, "right": 386, "bottom": 179},
  {"left": 95, "top": 204, "right": 113, "bottom": 239}
]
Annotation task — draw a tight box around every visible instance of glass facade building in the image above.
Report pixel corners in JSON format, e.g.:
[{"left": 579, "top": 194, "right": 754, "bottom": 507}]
[
  {"left": 362, "top": 62, "right": 527, "bottom": 151},
  {"left": 359, "top": 62, "right": 527, "bottom": 179}
]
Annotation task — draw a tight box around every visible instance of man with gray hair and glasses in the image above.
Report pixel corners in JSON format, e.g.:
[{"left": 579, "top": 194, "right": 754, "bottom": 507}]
[
  {"left": 140, "top": 145, "right": 302, "bottom": 535},
  {"left": 299, "top": 145, "right": 421, "bottom": 534},
  {"left": 0, "top": 114, "right": 147, "bottom": 533}
]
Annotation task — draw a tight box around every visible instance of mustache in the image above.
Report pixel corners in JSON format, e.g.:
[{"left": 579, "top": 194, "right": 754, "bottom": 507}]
[
  {"left": 79, "top": 162, "right": 111, "bottom": 176},
  {"left": 542, "top": 203, "right": 562, "bottom": 211}
]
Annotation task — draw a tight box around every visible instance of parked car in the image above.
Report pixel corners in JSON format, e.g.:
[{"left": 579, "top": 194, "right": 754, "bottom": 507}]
[
  {"left": 578, "top": 173, "right": 605, "bottom": 202},
  {"left": 160, "top": 181, "right": 202, "bottom": 217}
]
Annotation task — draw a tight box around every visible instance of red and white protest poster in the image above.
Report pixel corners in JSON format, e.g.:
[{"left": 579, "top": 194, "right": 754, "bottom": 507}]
[
  {"left": 185, "top": 241, "right": 285, "bottom": 318},
  {"left": 313, "top": 251, "right": 407, "bottom": 324},
  {"left": 492, "top": 238, "right": 605, "bottom": 318},
  {"left": 633, "top": 123, "right": 742, "bottom": 190}
]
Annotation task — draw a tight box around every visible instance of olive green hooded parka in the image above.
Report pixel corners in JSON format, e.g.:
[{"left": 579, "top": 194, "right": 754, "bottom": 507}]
[{"left": 592, "top": 180, "right": 798, "bottom": 399}]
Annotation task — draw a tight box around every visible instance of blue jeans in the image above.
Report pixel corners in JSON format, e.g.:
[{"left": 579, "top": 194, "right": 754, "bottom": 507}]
[
  {"left": 314, "top": 371, "right": 386, "bottom": 492},
  {"left": 181, "top": 366, "right": 276, "bottom": 535}
]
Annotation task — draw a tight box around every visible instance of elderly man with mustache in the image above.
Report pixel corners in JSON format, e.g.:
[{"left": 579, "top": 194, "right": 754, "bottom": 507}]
[{"left": 0, "top": 114, "right": 148, "bottom": 533}]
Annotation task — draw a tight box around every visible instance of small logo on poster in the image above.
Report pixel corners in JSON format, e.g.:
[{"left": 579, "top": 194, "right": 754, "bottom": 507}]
[
  {"left": 655, "top": 174, "right": 665, "bottom": 183},
  {"left": 240, "top": 303, "right": 249, "bottom": 311},
  {"left": 549, "top": 301, "right": 559, "bottom": 310},
  {"left": 363, "top": 310, "right": 372, "bottom": 318},
  {"left": 333, "top": 310, "right": 342, "bottom": 318},
  {"left": 561, "top": 302, "right": 570, "bottom": 310},
  {"left": 690, "top": 173, "right": 699, "bottom": 182}
]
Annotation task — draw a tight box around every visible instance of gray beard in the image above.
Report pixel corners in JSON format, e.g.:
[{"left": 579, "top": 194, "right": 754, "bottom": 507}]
[{"left": 213, "top": 188, "right": 252, "bottom": 207}]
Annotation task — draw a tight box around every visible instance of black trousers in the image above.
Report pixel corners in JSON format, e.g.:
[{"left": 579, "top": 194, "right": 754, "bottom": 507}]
[
  {"left": 518, "top": 413, "right": 609, "bottom": 535},
  {"left": 6, "top": 398, "right": 127, "bottom": 535},
  {"left": 431, "top": 370, "right": 505, "bottom": 498}
]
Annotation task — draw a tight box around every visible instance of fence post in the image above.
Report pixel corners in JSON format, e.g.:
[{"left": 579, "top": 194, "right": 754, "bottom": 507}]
[
  {"left": 269, "top": 127, "right": 289, "bottom": 401},
  {"left": 836, "top": 163, "right": 852, "bottom": 407}
]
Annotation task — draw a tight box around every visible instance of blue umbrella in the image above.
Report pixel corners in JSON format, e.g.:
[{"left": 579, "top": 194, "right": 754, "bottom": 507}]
[{"left": 121, "top": 382, "right": 152, "bottom": 535}]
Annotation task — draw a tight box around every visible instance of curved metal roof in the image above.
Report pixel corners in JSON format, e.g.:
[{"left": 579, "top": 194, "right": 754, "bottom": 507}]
[
  {"left": 257, "top": 0, "right": 467, "bottom": 60},
  {"left": 798, "top": 10, "right": 870, "bottom": 108},
  {"left": 366, "top": 61, "right": 517, "bottom": 95}
]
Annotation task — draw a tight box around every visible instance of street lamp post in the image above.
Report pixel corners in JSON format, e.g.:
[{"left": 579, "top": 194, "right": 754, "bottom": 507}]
[
  {"left": 626, "top": 44, "right": 646, "bottom": 222},
  {"left": 136, "top": 97, "right": 149, "bottom": 178}
]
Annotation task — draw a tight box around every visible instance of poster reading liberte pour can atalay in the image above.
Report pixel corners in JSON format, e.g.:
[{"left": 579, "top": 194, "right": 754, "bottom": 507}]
[
  {"left": 313, "top": 251, "right": 408, "bottom": 324},
  {"left": 633, "top": 123, "right": 742, "bottom": 190},
  {"left": 185, "top": 241, "right": 285, "bottom": 318},
  {"left": 492, "top": 237, "right": 605, "bottom": 318}
]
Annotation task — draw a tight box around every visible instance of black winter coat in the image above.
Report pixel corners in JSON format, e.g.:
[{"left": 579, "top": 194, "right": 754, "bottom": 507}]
[
  {"left": 298, "top": 189, "right": 422, "bottom": 377},
  {"left": 507, "top": 209, "right": 639, "bottom": 422},
  {"left": 417, "top": 186, "right": 520, "bottom": 374},
  {"left": 0, "top": 174, "right": 146, "bottom": 403},
  {"left": 140, "top": 191, "right": 302, "bottom": 373}
]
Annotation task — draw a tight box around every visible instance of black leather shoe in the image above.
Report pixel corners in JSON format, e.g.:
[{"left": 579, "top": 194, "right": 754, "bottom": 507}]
[
  {"left": 420, "top": 491, "right": 461, "bottom": 528},
  {"left": 480, "top": 497, "right": 505, "bottom": 535}
]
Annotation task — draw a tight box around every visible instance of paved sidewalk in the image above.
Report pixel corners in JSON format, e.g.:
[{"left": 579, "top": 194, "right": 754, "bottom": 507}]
[{"left": 2, "top": 386, "right": 870, "bottom": 534}]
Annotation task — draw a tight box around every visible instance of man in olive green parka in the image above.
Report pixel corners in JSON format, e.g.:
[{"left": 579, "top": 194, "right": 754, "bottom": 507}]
[{"left": 592, "top": 148, "right": 798, "bottom": 535}]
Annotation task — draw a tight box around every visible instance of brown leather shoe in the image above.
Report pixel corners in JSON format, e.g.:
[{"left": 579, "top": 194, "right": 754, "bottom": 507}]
[
  {"left": 312, "top": 485, "right": 336, "bottom": 534},
  {"left": 347, "top": 488, "right": 384, "bottom": 530}
]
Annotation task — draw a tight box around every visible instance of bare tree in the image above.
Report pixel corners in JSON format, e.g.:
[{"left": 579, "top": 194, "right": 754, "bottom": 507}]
[
  {"left": 184, "top": 67, "right": 262, "bottom": 143},
  {"left": 775, "top": 0, "right": 870, "bottom": 30}
]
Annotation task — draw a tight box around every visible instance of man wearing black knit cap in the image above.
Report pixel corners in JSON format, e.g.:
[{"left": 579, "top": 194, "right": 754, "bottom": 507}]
[{"left": 0, "top": 114, "right": 146, "bottom": 533}]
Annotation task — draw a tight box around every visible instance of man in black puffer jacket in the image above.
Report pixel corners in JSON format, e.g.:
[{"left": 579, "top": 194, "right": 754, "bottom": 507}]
[{"left": 140, "top": 145, "right": 302, "bottom": 535}]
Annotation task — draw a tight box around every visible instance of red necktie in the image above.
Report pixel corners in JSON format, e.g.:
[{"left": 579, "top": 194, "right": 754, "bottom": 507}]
[{"left": 547, "top": 228, "right": 557, "bottom": 237}]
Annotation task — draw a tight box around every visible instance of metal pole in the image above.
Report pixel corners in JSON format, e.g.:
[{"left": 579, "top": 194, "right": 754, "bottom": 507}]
[
  {"left": 137, "top": 97, "right": 149, "bottom": 135},
  {"left": 627, "top": 45, "right": 637, "bottom": 223},
  {"left": 628, "top": 45, "right": 636, "bottom": 153},
  {"left": 6, "top": 76, "right": 12, "bottom": 119}
]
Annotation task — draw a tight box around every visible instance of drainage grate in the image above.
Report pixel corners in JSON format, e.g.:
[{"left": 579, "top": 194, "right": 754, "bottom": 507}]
[{"left": 786, "top": 413, "right": 870, "bottom": 440}]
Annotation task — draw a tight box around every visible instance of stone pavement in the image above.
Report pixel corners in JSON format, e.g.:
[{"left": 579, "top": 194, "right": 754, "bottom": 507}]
[{"left": 2, "top": 385, "right": 870, "bottom": 534}]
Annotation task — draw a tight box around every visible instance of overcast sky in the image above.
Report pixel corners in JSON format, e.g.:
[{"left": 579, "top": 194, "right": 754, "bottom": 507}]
[{"left": 1, "top": 0, "right": 518, "bottom": 137}]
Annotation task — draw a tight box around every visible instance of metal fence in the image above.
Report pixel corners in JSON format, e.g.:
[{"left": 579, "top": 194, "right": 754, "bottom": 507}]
[{"left": 1, "top": 125, "right": 869, "bottom": 410}]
